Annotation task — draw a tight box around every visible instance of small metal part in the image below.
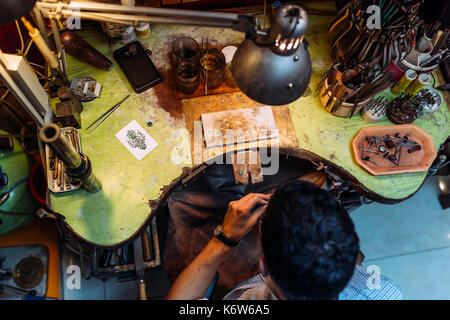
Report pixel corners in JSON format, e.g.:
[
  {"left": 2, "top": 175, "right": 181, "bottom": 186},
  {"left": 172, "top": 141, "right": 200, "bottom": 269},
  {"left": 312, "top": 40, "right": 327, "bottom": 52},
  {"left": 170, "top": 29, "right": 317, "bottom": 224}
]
[
  {"left": 57, "top": 160, "right": 63, "bottom": 187},
  {"left": 384, "top": 139, "right": 396, "bottom": 149},
  {"left": 65, "top": 172, "right": 71, "bottom": 189},
  {"left": 61, "top": 167, "right": 65, "bottom": 191},
  {"left": 378, "top": 145, "right": 387, "bottom": 153},
  {"left": 408, "top": 145, "right": 422, "bottom": 153},
  {"left": 387, "top": 154, "right": 398, "bottom": 166},
  {"left": 72, "top": 131, "right": 80, "bottom": 152},
  {"left": 362, "top": 156, "right": 381, "bottom": 167},
  {"left": 49, "top": 159, "right": 56, "bottom": 171},
  {"left": 374, "top": 136, "right": 380, "bottom": 150},
  {"left": 53, "top": 157, "right": 59, "bottom": 180},
  {"left": 363, "top": 148, "right": 378, "bottom": 154},
  {"left": 396, "top": 146, "right": 402, "bottom": 166},
  {"left": 361, "top": 144, "right": 366, "bottom": 158}
]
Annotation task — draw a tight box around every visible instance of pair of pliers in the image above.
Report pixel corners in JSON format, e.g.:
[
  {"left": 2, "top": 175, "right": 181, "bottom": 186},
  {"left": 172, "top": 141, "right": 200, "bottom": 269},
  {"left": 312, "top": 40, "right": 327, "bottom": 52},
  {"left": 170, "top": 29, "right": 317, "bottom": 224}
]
[
  {"left": 329, "top": 7, "right": 349, "bottom": 33},
  {"left": 357, "top": 30, "right": 380, "bottom": 63},
  {"left": 331, "top": 20, "right": 354, "bottom": 48}
]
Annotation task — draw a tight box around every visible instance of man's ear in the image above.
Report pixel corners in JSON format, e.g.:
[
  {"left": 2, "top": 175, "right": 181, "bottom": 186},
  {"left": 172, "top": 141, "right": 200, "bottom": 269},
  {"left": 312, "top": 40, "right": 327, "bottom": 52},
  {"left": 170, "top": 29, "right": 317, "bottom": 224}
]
[{"left": 259, "top": 256, "right": 269, "bottom": 277}]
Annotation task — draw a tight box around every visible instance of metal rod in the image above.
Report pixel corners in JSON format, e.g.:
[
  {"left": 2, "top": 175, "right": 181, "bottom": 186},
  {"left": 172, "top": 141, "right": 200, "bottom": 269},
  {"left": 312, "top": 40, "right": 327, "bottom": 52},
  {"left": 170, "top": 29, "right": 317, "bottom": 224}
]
[
  {"left": 49, "top": 18, "right": 69, "bottom": 84},
  {"left": 86, "top": 94, "right": 130, "bottom": 133},
  {"left": 38, "top": 1, "right": 242, "bottom": 21},
  {"left": 57, "top": 9, "right": 239, "bottom": 28},
  {"left": 32, "top": 6, "right": 49, "bottom": 46}
]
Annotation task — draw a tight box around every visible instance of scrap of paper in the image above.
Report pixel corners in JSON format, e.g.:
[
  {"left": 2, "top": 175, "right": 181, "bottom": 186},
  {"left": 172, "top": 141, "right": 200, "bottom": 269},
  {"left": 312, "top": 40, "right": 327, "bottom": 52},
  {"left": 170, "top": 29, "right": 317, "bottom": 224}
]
[{"left": 115, "top": 120, "right": 158, "bottom": 160}]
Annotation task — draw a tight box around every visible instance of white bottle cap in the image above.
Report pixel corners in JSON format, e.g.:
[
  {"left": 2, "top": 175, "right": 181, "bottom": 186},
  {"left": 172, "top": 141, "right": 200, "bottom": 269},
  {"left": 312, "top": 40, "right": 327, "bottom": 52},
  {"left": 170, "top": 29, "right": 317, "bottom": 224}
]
[{"left": 222, "top": 46, "right": 238, "bottom": 64}]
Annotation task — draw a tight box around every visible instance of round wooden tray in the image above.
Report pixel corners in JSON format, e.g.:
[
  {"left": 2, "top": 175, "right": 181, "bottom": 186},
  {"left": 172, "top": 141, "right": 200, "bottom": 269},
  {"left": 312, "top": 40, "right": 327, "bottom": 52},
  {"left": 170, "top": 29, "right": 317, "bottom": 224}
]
[{"left": 352, "top": 124, "right": 437, "bottom": 175}]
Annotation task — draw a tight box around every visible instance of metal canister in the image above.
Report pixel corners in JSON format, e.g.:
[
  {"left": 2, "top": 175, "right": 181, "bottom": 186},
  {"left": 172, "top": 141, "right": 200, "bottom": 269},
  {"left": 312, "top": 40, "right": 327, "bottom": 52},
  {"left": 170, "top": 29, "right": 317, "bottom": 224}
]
[
  {"left": 405, "top": 73, "right": 431, "bottom": 96},
  {"left": 135, "top": 22, "right": 150, "bottom": 38},
  {"left": 391, "top": 69, "right": 417, "bottom": 95}
]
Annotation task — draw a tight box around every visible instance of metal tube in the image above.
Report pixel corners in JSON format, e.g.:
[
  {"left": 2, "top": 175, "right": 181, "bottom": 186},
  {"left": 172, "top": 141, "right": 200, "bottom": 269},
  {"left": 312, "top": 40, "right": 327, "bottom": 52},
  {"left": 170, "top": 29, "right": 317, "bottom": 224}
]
[
  {"left": 40, "top": 124, "right": 81, "bottom": 167},
  {"left": 50, "top": 19, "right": 63, "bottom": 60},
  {"left": 59, "top": 9, "right": 238, "bottom": 28},
  {"left": 50, "top": 18, "right": 69, "bottom": 84},
  {"left": 38, "top": 1, "right": 242, "bottom": 21},
  {"left": 32, "top": 7, "right": 49, "bottom": 46},
  {"left": 39, "top": 123, "right": 102, "bottom": 193}
]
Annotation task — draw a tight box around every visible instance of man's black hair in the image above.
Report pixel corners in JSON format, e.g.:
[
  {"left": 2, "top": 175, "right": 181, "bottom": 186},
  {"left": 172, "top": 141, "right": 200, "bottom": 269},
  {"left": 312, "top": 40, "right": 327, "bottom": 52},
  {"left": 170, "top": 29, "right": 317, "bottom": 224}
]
[{"left": 261, "top": 180, "right": 359, "bottom": 300}]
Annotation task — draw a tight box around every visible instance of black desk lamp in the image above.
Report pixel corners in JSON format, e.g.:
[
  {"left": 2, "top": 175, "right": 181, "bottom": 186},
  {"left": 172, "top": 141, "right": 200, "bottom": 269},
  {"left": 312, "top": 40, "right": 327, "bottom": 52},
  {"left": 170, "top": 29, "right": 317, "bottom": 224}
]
[{"left": 231, "top": 5, "right": 311, "bottom": 105}]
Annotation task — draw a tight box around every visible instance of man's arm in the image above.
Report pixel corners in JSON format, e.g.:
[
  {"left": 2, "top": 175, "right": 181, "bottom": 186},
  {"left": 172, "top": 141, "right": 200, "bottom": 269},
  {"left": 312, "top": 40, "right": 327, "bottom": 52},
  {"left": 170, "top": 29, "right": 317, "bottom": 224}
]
[{"left": 166, "top": 193, "right": 270, "bottom": 300}]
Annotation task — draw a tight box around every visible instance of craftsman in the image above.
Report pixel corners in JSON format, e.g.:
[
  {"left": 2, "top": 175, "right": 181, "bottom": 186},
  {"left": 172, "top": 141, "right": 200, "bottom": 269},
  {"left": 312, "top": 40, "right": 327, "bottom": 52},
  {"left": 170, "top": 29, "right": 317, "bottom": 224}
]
[{"left": 166, "top": 180, "right": 403, "bottom": 300}]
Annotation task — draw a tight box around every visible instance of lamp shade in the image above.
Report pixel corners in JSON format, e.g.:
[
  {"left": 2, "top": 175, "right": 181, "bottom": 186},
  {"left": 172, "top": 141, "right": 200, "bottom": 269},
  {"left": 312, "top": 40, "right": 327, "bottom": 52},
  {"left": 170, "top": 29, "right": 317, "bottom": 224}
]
[
  {"left": 231, "top": 5, "right": 311, "bottom": 106},
  {"left": 0, "top": 0, "right": 37, "bottom": 23}
]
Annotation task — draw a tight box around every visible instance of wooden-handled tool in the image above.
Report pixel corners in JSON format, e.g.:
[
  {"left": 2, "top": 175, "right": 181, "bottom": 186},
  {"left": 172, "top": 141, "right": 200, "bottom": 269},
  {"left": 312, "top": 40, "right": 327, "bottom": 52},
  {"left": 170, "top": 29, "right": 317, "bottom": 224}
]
[
  {"left": 133, "top": 236, "right": 147, "bottom": 300},
  {"left": 141, "top": 229, "right": 152, "bottom": 261}
]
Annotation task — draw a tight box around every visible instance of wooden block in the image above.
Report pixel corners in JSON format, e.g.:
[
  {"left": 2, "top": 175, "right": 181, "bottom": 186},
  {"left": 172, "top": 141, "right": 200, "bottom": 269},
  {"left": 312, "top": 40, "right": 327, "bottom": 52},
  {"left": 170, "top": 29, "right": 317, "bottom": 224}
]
[
  {"left": 54, "top": 101, "right": 81, "bottom": 128},
  {"left": 201, "top": 106, "right": 278, "bottom": 148},
  {"left": 183, "top": 91, "right": 298, "bottom": 165},
  {"left": 247, "top": 151, "right": 263, "bottom": 184},
  {"left": 232, "top": 163, "right": 249, "bottom": 185},
  {"left": 231, "top": 151, "right": 263, "bottom": 185}
]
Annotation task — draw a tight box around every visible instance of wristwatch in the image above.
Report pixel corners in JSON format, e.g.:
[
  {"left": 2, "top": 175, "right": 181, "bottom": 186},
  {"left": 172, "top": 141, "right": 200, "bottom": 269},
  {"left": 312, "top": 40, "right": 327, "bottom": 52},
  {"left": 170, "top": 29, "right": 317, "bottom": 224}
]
[{"left": 213, "top": 224, "right": 239, "bottom": 247}]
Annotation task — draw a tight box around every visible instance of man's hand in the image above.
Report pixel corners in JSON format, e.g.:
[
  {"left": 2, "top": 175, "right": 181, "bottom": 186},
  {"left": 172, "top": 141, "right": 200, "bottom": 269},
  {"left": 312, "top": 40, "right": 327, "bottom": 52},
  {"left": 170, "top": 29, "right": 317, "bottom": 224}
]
[
  {"left": 167, "top": 192, "right": 270, "bottom": 300},
  {"left": 222, "top": 193, "right": 270, "bottom": 243}
]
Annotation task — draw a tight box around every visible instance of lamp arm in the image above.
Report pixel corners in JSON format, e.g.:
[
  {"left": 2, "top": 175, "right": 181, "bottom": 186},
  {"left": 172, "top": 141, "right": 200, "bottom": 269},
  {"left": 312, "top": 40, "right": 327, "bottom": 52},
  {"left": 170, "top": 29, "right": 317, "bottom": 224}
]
[{"left": 35, "top": 0, "right": 258, "bottom": 36}]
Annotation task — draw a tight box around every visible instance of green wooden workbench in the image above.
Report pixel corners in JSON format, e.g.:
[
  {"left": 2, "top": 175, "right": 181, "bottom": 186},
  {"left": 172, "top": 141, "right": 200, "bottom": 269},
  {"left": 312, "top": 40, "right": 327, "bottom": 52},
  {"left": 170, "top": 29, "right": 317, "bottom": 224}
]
[{"left": 49, "top": 1, "right": 450, "bottom": 247}]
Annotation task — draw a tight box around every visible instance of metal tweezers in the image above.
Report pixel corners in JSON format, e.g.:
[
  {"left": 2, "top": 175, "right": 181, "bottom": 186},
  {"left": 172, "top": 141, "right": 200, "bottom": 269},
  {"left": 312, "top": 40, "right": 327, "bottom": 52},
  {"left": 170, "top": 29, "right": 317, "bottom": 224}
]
[{"left": 86, "top": 94, "right": 131, "bottom": 133}]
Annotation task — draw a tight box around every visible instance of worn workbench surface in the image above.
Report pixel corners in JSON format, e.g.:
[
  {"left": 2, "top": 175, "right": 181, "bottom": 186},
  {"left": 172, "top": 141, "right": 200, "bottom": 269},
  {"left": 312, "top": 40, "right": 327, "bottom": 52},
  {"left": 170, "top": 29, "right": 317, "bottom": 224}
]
[{"left": 50, "top": 1, "right": 450, "bottom": 246}]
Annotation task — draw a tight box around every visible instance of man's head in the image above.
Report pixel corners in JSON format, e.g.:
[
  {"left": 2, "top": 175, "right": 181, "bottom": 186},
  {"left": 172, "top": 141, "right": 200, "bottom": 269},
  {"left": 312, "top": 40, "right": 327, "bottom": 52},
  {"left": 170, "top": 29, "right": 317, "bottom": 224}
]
[{"left": 260, "top": 180, "right": 359, "bottom": 300}]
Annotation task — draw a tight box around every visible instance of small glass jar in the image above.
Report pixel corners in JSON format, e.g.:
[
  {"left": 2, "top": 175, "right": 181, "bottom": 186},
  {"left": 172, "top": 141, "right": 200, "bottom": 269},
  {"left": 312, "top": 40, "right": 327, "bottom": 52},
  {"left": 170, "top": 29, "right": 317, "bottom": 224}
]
[
  {"left": 172, "top": 37, "right": 200, "bottom": 67},
  {"left": 174, "top": 61, "right": 200, "bottom": 94},
  {"left": 199, "top": 48, "right": 226, "bottom": 90}
]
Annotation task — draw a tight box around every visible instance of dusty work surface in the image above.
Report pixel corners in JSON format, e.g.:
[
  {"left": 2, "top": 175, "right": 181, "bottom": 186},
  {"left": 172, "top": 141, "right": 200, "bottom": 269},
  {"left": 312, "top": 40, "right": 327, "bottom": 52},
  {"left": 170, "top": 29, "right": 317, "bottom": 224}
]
[{"left": 50, "top": 1, "right": 450, "bottom": 246}]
